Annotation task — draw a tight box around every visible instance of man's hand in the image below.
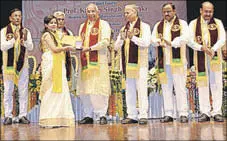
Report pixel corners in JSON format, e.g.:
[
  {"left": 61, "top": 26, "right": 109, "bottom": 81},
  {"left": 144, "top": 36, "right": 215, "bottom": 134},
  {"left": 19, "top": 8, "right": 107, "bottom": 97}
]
[
  {"left": 201, "top": 45, "right": 212, "bottom": 56},
  {"left": 14, "top": 29, "right": 20, "bottom": 40},
  {"left": 22, "top": 29, "right": 28, "bottom": 41},
  {"left": 120, "top": 31, "right": 127, "bottom": 40},
  {"left": 6, "top": 33, "right": 14, "bottom": 41},
  {"left": 82, "top": 47, "right": 91, "bottom": 52},
  {"left": 210, "top": 48, "right": 215, "bottom": 58},
  {"left": 127, "top": 31, "right": 133, "bottom": 39},
  {"left": 159, "top": 41, "right": 166, "bottom": 48},
  {"left": 14, "top": 26, "right": 20, "bottom": 40},
  {"left": 163, "top": 38, "right": 171, "bottom": 47},
  {"left": 20, "top": 39, "right": 25, "bottom": 46}
]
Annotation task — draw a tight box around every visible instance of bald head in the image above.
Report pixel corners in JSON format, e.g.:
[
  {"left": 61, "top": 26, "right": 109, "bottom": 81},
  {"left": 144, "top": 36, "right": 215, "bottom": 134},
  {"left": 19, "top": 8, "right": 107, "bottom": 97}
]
[{"left": 200, "top": 1, "right": 214, "bottom": 21}]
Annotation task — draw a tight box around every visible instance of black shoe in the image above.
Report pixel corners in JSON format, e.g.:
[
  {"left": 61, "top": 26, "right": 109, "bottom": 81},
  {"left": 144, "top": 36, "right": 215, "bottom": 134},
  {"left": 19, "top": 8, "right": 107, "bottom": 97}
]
[
  {"left": 121, "top": 118, "right": 138, "bottom": 124},
  {"left": 198, "top": 114, "right": 210, "bottom": 122},
  {"left": 19, "top": 116, "right": 30, "bottom": 124},
  {"left": 100, "top": 116, "right": 107, "bottom": 125},
  {"left": 213, "top": 114, "right": 224, "bottom": 122},
  {"left": 180, "top": 116, "right": 188, "bottom": 123},
  {"left": 79, "top": 117, "right": 93, "bottom": 124},
  {"left": 3, "top": 117, "right": 12, "bottom": 125},
  {"left": 139, "top": 118, "right": 148, "bottom": 125},
  {"left": 160, "top": 116, "right": 173, "bottom": 123}
]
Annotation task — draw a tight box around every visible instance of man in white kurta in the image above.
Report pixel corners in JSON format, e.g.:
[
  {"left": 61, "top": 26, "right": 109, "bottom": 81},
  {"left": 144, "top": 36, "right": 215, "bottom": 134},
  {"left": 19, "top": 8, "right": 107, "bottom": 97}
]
[
  {"left": 115, "top": 4, "right": 151, "bottom": 125},
  {"left": 77, "top": 3, "right": 111, "bottom": 125},
  {"left": 187, "top": 1, "right": 226, "bottom": 122},
  {"left": 1, "top": 8, "right": 33, "bottom": 125},
  {"left": 53, "top": 11, "right": 78, "bottom": 120},
  {"left": 151, "top": 3, "right": 189, "bottom": 123}
]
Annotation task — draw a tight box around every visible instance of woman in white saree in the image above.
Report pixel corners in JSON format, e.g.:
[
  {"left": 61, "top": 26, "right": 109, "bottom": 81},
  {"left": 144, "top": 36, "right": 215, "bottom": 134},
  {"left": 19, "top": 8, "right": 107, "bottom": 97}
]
[{"left": 39, "top": 15, "right": 75, "bottom": 128}]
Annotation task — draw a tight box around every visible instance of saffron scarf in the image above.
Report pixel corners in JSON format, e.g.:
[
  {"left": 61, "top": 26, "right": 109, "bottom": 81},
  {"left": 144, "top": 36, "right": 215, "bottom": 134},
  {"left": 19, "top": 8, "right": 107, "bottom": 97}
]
[
  {"left": 194, "top": 16, "right": 221, "bottom": 87},
  {"left": 49, "top": 31, "right": 65, "bottom": 93},
  {"left": 80, "top": 19, "right": 100, "bottom": 70}
]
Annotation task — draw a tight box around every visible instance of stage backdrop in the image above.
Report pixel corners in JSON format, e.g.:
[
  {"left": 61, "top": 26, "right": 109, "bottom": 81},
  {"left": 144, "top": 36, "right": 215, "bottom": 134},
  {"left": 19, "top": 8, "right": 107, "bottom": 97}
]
[{"left": 22, "top": 0, "right": 187, "bottom": 63}]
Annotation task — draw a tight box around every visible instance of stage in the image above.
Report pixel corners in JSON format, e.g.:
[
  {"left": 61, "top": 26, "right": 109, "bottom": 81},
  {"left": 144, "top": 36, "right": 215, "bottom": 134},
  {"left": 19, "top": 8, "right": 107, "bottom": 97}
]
[{"left": 1, "top": 119, "right": 226, "bottom": 140}]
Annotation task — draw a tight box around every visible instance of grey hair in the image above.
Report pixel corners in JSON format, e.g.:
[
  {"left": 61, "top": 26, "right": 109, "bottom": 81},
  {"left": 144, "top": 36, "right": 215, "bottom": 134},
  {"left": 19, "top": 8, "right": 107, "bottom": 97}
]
[
  {"left": 125, "top": 4, "right": 138, "bottom": 14},
  {"left": 86, "top": 3, "right": 99, "bottom": 11},
  {"left": 53, "top": 11, "right": 65, "bottom": 17}
]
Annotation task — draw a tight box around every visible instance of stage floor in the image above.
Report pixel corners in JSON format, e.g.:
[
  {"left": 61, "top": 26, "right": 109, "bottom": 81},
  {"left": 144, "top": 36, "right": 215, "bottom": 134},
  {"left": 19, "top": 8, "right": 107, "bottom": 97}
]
[{"left": 1, "top": 119, "right": 226, "bottom": 140}]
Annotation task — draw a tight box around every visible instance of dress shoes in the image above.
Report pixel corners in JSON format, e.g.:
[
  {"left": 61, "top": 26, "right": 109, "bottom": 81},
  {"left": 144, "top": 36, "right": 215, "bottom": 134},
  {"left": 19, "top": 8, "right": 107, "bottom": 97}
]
[
  {"left": 160, "top": 116, "right": 173, "bottom": 123},
  {"left": 19, "top": 116, "right": 30, "bottom": 124},
  {"left": 180, "top": 116, "right": 188, "bottom": 123},
  {"left": 139, "top": 118, "right": 148, "bottom": 125},
  {"left": 100, "top": 116, "right": 107, "bottom": 125},
  {"left": 79, "top": 117, "right": 94, "bottom": 124},
  {"left": 3, "top": 117, "right": 12, "bottom": 125},
  {"left": 213, "top": 114, "right": 224, "bottom": 122},
  {"left": 121, "top": 118, "right": 138, "bottom": 124},
  {"left": 198, "top": 114, "right": 210, "bottom": 122}
]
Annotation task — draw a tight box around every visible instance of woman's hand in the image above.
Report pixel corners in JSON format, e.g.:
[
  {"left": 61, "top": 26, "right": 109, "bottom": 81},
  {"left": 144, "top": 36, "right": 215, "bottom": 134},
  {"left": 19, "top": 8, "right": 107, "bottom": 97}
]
[{"left": 63, "top": 46, "right": 75, "bottom": 52}]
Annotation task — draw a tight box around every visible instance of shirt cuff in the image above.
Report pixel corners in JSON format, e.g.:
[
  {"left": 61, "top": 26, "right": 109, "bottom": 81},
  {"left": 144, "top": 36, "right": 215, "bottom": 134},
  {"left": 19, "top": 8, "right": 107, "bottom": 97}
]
[
  {"left": 131, "top": 36, "right": 137, "bottom": 43},
  {"left": 198, "top": 45, "right": 202, "bottom": 51}
]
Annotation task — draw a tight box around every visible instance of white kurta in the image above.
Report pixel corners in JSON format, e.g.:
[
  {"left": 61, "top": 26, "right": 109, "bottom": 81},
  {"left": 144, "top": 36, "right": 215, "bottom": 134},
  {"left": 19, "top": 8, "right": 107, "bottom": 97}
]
[
  {"left": 188, "top": 17, "right": 226, "bottom": 116},
  {"left": 1, "top": 24, "right": 33, "bottom": 118},
  {"left": 115, "top": 21, "right": 151, "bottom": 119},
  {"left": 151, "top": 17, "right": 189, "bottom": 117},
  {"left": 77, "top": 19, "right": 111, "bottom": 118}
]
